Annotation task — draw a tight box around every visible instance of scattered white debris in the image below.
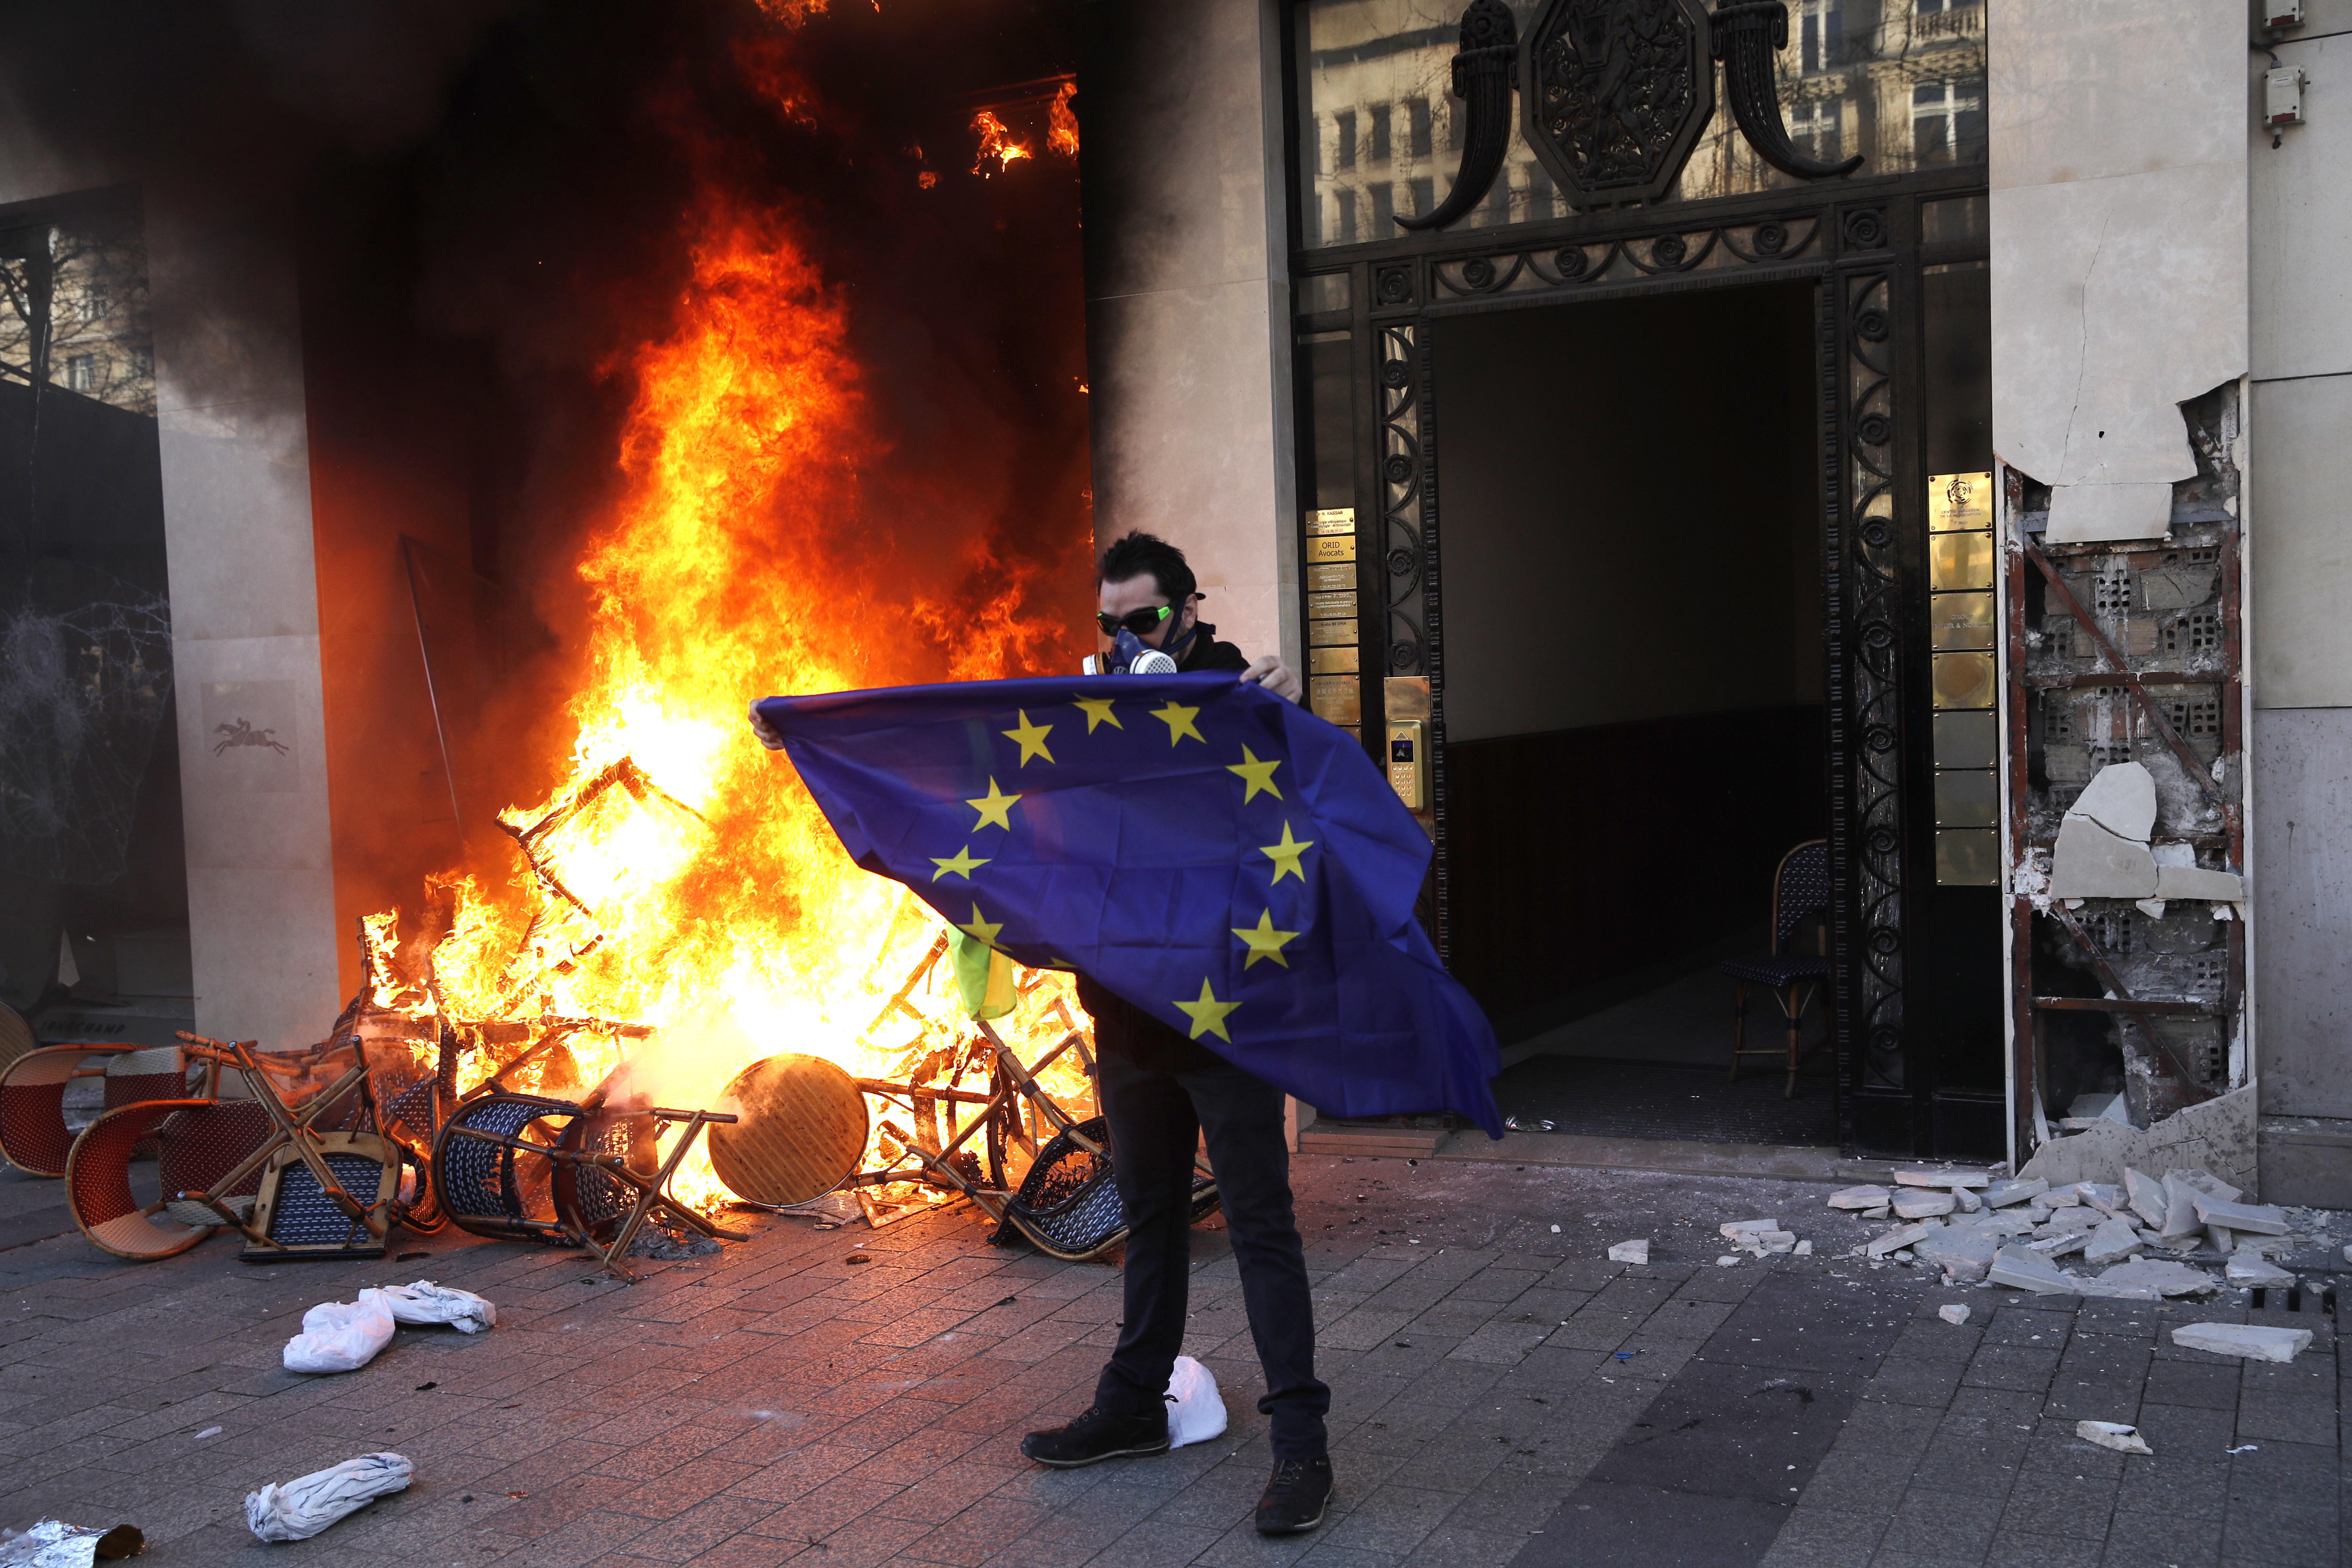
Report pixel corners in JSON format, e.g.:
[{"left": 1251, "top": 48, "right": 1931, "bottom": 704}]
[
  {"left": 1916, "top": 1228, "right": 1998, "bottom": 1283},
  {"left": 2171, "top": 1323, "right": 2312, "bottom": 1363},
  {"left": 2191, "top": 1196, "right": 2288, "bottom": 1236},
  {"left": 1894, "top": 1169, "right": 1992, "bottom": 1189},
  {"left": 2081, "top": 1216, "right": 2146, "bottom": 1268},
  {"left": 1719, "top": 1219, "right": 1782, "bottom": 1238},
  {"left": 2076, "top": 1420, "right": 2153, "bottom": 1456},
  {"left": 1826, "top": 1185, "right": 1892, "bottom": 1210},
  {"left": 1867, "top": 1223, "right": 1932, "bottom": 1259},
  {"left": 245, "top": 1453, "right": 413, "bottom": 1543},
  {"left": 1938, "top": 1304, "right": 1970, "bottom": 1326},
  {"left": 1715, "top": 1255, "right": 1741, "bottom": 1268},
  {"left": 2096, "top": 1259, "right": 2217, "bottom": 1297},
  {"left": 1550, "top": 1224, "right": 1562, "bottom": 1234},
  {"left": 2224, "top": 1254, "right": 2293, "bottom": 1286},
  {"left": 1792, "top": 1240, "right": 1811, "bottom": 1256},
  {"left": 193, "top": 1427, "right": 222, "bottom": 1441},
  {"left": 1607, "top": 1240, "right": 1648, "bottom": 1264},
  {"left": 1893, "top": 1191, "right": 1957, "bottom": 1220}
]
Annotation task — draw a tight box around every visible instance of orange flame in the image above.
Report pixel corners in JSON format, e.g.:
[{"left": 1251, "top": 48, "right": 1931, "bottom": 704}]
[
  {"left": 365, "top": 59, "right": 1091, "bottom": 1217},
  {"left": 971, "top": 110, "right": 1031, "bottom": 176},
  {"left": 1048, "top": 80, "right": 1079, "bottom": 159}
]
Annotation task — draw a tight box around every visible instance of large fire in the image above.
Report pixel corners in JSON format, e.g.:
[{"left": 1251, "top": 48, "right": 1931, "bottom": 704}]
[{"left": 357, "top": 34, "right": 1091, "bottom": 1221}]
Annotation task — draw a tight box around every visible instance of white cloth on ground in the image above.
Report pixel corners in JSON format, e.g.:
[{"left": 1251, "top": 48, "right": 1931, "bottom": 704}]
[
  {"left": 374, "top": 1280, "right": 496, "bottom": 1334},
  {"left": 244, "top": 1452, "right": 413, "bottom": 1542},
  {"left": 281, "top": 1292, "right": 397, "bottom": 1374},
  {"left": 1163, "top": 1355, "right": 1228, "bottom": 1448}
]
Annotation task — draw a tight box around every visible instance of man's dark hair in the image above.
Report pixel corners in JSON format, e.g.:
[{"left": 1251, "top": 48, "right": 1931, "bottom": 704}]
[{"left": 1097, "top": 532, "right": 1197, "bottom": 605}]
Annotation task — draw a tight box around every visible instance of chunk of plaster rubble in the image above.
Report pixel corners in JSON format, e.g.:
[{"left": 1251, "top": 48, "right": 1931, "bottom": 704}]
[
  {"left": 2083, "top": 1216, "right": 2147, "bottom": 1268},
  {"left": 2076, "top": 1420, "right": 2153, "bottom": 1456},
  {"left": 1989, "top": 1246, "right": 2078, "bottom": 1294},
  {"left": 2157, "top": 1175, "right": 2206, "bottom": 1241},
  {"left": 2171, "top": 1323, "right": 2312, "bottom": 1363},
  {"left": 1864, "top": 1206, "right": 1891, "bottom": 1220},
  {"left": 2133, "top": 898, "right": 2168, "bottom": 918},
  {"left": 2165, "top": 1168, "right": 2242, "bottom": 1204},
  {"left": 1607, "top": 1240, "right": 1648, "bottom": 1264},
  {"left": 2097, "top": 1259, "right": 2217, "bottom": 1296},
  {"left": 1984, "top": 1179, "right": 2049, "bottom": 1209},
  {"left": 1868, "top": 1223, "right": 1932, "bottom": 1259},
  {"left": 2048, "top": 816, "right": 2160, "bottom": 899},
  {"left": 1951, "top": 1186, "right": 1982, "bottom": 1213},
  {"left": 2224, "top": 1254, "right": 2292, "bottom": 1286},
  {"left": 1916, "top": 1228, "right": 1998, "bottom": 1283},
  {"left": 2192, "top": 1197, "right": 2288, "bottom": 1235},
  {"left": 2038, "top": 1183, "right": 2082, "bottom": 1207},
  {"left": 1792, "top": 1240, "right": 1811, "bottom": 1256},
  {"left": 2076, "top": 1183, "right": 2128, "bottom": 1217},
  {"left": 2069, "top": 762, "right": 2158, "bottom": 841},
  {"left": 1826, "top": 1185, "right": 1892, "bottom": 1210},
  {"left": 2153, "top": 864, "right": 2244, "bottom": 901},
  {"left": 1894, "top": 1169, "right": 1991, "bottom": 1188},
  {"left": 1715, "top": 1255, "right": 1741, "bottom": 1267},
  {"left": 1938, "top": 1304, "right": 1970, "bottom": 1326},
  {"left": 1720, "top": 1219, "right": 1782, "bottom": 1238},
  {"left": 2124, "top": 1168, "right": 2169, "bottom": 1228},
  {"left": 1893, "top": 1191, "right": 1957, "bottom": 1219}
]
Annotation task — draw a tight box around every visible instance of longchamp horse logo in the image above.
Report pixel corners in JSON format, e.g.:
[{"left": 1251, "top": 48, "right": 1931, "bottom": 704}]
[{"left": 213, "top": 718, "right": 289, "bottom": 757}]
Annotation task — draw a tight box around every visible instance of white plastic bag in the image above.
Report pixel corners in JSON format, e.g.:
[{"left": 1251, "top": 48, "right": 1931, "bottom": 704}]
[
  {"left": 1163, "top": 1355, "right": 1228, "bottom": 1448},
  {"left": 374, "top": 1280, "right": 496, "bottom": 1334},
  {"left": 282, "top": 1292, "right": 397, "bottom": 1374},
  {"left": 244, "top": 1452, "right": 412, "bottom": 1542}
]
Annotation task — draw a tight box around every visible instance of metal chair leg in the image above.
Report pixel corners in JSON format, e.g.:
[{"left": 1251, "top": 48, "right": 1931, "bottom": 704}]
[{"left": 1729, "top": 980, "right": 1747, "bottom": 1083}]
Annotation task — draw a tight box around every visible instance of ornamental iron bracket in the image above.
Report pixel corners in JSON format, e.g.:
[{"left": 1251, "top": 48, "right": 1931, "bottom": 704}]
[
  {"left": 1396, "top": 0, "right": 1863, "bottom": 230},
  {"left": 1711, "top": 1, "right": 1865, "bottom": 180},
  {"left": 1396, "top": 0, "right": 1519, "bottom": 231}
]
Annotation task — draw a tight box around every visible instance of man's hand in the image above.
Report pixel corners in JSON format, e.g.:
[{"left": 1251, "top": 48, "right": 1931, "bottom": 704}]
[
  {"left": 747, "top": 700, "right": 787, "bottom": 750},
  {"left": 1240, "top": 655, "right": 1302, "bottom": 703}
]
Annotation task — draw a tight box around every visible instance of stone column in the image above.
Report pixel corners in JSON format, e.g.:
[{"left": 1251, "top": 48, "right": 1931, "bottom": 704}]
[{"left": 1079, "top": 0, "right": 1300, "bottom": 671}]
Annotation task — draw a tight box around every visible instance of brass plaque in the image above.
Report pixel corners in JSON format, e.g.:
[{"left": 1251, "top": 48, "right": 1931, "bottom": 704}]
[
  {"left": 1308, "top": 618, "right": 1355, "bottom": 646},
  {"left": 1383, "top": 675, "right": 1430, "bottom": 724},
  {"left": 1929, "top": 533, "right": 1994, "bottom": 592},
  {"left": 1308, "top": 535, "right": 1357, "bottom": 564},
  {"left": 1929, "top": 471, "right": 1996, "bottom": 533},
  {"left": 1931, "top": 650, "right": 1997, "bottom": 710},
  {"left": 1307, "top": 562, "right": 1354, "bottom": 594},
  {"left": 1307, "top": 591, "right": 1355, "bottom": 620},
  {"left": 1933, "top": 768, "right": 1999, "bottom": 827},
  {"left": 1308, "top": 646, "right": 1360, "bottom": 674},
  {"left": 1308, "top": 675, "right": 1361, "bottom": 726},
  {"left": 1308, "top": 507, "right": 1356, "bottom": 535},
  {"left": 1932, "top": 709, "right": 1999, "bottom": 769},
  {"left": 1936, "top": 828, "right": 2000, "bottom": 886},
  {"left": 1929, "top": 590, "right": 1995, "bottom": 650}
]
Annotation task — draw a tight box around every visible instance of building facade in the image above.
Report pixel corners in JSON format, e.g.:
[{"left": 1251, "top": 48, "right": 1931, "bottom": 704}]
[{"left": 1081, "top": 0, "right": 2352, "bottom": 1199}]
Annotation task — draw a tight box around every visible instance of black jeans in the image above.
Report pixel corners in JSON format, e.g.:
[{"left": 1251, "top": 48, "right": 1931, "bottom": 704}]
[{"left": 1082, "top": 983, "right": 1330, "bottom": 1459}]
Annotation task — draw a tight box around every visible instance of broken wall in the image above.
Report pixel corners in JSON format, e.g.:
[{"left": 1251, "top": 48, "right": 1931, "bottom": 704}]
[{"left": 1988, "top": 1, "right": 2251, "bottom": 1166}]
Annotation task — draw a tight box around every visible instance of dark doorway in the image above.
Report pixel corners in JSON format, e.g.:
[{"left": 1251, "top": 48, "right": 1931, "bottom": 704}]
[{"left": 1434, "top": 280, "right": 1833, "bottom": 1144}]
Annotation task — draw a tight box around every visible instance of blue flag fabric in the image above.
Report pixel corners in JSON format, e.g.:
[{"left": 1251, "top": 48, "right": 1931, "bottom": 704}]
[{"left": 755, "top": 672, "right": 1501, "bottom": 1136}]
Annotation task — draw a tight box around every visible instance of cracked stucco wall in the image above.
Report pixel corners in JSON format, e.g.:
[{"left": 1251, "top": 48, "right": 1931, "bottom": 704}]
[{"left": 1988, "top": 0, "right": 2248, "bottom": 546}]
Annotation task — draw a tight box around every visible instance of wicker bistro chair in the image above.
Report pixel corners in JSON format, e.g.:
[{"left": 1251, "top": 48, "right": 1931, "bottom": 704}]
[
  {"left": 1719, "top": 839, "right": 1834, "bottom": 1097},
  {"left": 66, "top": 1099, "right": 275, "bottom": 1260},
  {"left": 431, "top": 1091, "right": 745, "bottom": 1283},
  {"left": 1, "top": 1044, "right": 207, "bottom": 1178}
]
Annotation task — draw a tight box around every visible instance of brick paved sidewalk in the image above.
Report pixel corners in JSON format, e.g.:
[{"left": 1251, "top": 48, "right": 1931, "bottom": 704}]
[{"left": 0, "top": 1156, "right": 2338, "bottom": 1567}]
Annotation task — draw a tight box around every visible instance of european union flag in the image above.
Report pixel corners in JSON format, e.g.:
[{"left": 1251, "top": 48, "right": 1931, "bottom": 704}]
[{"left": 755, "top": 672, "right": 1501, "bottom": 1135}]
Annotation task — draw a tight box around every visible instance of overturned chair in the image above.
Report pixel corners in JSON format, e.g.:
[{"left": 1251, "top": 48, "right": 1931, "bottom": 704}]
[
  {"left": 1, "top": 1044, "right": 201, "bottom": 1178},
  {"left": 432, "top": 1091, "right": 743, "bottom": 1283}
]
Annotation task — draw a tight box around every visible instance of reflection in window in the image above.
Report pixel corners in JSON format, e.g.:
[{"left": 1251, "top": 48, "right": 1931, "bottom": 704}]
[
  {"left": 1912, "top": 77, "right": 1987, "bottom": 165},
  {"left": 1294, "top": 0, "right": 1986, "bottom": 250},
  {"left": 1369, "top": 184, "right": 1394, "bottom": 231}
]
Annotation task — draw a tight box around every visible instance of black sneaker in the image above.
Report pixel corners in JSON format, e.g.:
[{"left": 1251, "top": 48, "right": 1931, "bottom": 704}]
[
  {"left": 1018, "top": 1405, "right": 1170, "bottom": 1468},
  {"left": 1255, "top": 1455, "right": 1333, "bottom": 1534}
]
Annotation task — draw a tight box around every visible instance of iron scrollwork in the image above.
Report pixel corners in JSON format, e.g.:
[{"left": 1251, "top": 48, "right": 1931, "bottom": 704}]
[
  {"left": 1398, "top": 0, "right": 1520, "bottom": 231},
  {"left": 1841, "top": 270, "right": 1905, "bottom": 1091},
  {"left": 1522, "top": 0, "right": 1716, "bottom": 210},
  {"left": 1377, "top": 324, "right": 1426, "bottom": 678}
]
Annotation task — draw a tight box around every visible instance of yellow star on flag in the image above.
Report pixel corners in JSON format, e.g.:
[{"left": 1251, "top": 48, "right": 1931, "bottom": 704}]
[
  {"left": 958, "top": 903, "right": 1003, "bottom": 946},
  {"left": 1231, "top": 909, "right": 1300, "bottom": 969},
  {"left": 965, "top": 778, "right": 1020, "bottom": 831},
  {"left": 1225, "top": 746, "right": 1283, "bottom": 803},
  {"left": 1001, "top": 710, "right": 1055, "bottom": 766},
  {"left": 1259, "top": 821, "right": 1314, "bottom": 883},
  {"left": 1173, "top": 977, "right": 1240, "bottom": 1042},
  {"left": 1071, "top": 695, "right": 1122, "bottom": 733},
  {"left": 931, "top": 845, "right": 992, "bottom": 881},
  {"left": 1150, "top": 699, "right": 1205, "bottom": 746}
]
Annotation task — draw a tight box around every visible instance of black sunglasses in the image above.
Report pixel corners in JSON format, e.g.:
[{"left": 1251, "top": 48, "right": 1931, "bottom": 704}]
[{"left": 1095, "top": 604, "right": 1173, "bottom": 637}]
